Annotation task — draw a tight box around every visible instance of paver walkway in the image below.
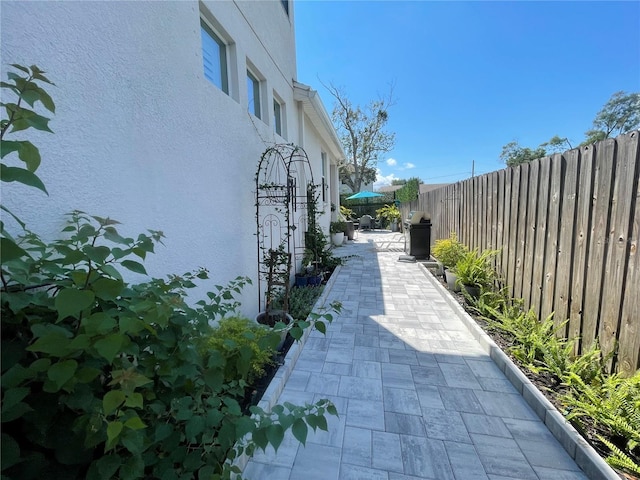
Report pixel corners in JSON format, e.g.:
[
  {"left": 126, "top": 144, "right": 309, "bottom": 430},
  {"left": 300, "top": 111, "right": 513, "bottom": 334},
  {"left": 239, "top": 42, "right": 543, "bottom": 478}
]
[{"left": 244, "top": 231, "right": 589, "bottom": 480}]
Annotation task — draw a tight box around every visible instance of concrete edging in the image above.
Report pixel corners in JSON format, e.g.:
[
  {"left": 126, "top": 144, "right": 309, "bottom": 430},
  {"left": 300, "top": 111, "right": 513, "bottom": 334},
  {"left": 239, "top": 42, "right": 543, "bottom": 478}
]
[
  {"left": 235, "top": 264, "right": 343, "bottom": 472},
  {"left": 419, "top": 264, "right": 620, "bottom": 480}
]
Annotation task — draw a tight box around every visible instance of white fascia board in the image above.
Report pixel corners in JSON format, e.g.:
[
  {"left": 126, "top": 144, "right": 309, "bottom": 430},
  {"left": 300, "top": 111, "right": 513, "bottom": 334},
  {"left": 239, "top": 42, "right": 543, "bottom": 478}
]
[{"left": 293, "top": 81, "right": 345, "bottom": 162}]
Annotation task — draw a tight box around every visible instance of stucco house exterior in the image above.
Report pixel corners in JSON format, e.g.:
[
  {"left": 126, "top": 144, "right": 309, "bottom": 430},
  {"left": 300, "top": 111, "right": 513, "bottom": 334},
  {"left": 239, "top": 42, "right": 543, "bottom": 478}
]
[{"left": 0, "top": 0, "right": 344, "bottom": 316}]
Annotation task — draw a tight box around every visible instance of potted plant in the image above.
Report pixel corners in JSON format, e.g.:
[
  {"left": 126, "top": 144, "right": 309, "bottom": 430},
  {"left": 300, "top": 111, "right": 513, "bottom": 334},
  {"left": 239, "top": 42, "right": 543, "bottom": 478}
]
[
  {"left": 454, "top": 248, "right": 499, "bottom": 301},
  {"left": 330, "top": 221, "right": 346, "bottom": 246},
  {"left": 256, "top": 244, "right": 293, "bottom": 348},
  {"left": 340, "top": 205, "right": 356, "bottom": 240},
  {"left": 375, "top": 204, "right": 402, "bottom": 231},
  {"left": 432, "top": 232, "right": 468, "bottom": 290}
]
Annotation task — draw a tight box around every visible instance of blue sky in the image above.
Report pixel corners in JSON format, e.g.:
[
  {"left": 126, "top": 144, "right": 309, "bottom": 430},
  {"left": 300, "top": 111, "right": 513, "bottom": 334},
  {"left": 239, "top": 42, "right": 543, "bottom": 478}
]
[{"left": 294, "top": 1, "right": 640, "bottom": 187}]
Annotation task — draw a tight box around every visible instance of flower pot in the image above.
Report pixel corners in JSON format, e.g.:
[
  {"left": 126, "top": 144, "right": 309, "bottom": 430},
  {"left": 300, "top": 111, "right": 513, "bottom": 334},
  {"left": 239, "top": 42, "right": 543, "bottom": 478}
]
[
  {"left": 345, "top": 221, "right": 355, "bottom": 240},
  {"left": 255, "top": 310, "right": 293, "bottom": 350},
  {"left": 444, "top": 269, "right": 461, "bottom": 292},
  {"left": 331, "top": 232, "right": 345, "bottom": 246},
  {"left": 307, "top": 274, "right": 322, "bottom": 286},
  {"left": 294, "top": 274, "right": 308, "bottom": 287},
  {"left": 462, "top": 284, "right": 481, "bottom": 302}
]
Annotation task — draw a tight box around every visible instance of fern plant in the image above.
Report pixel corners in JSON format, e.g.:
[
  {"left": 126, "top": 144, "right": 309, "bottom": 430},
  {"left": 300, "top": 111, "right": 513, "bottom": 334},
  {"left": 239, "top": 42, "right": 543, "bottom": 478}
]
[{"left": 561, "top": 371, "right": 640, "bottom": 475}]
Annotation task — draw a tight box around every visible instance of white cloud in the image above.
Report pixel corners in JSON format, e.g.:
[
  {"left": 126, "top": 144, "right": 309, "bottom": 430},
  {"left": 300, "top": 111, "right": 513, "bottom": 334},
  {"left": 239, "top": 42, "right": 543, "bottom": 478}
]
[
  {"left": 404, "top": 162, "right": 415, "bottom": 169},
  {"left": 386, "top": 158, "right": 397, "bottom": 166},
  {"left": 374, "top": 168, "right": 398, "bottom": 189}
]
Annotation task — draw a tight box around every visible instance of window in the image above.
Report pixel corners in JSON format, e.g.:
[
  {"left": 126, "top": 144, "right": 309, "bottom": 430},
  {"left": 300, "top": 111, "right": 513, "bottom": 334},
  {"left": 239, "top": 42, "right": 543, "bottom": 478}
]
[
  {"left": 200, "top": 20, "right": 228, "bottom": 94},
  {"left": 247, "top": 70, "right": 261, "bottom": 118},
  {"left": 321, "top": 152, "right": 327, "bottom": 202},
  {"left": 273, "top": 98, "right": 282, "bottom": 136}
]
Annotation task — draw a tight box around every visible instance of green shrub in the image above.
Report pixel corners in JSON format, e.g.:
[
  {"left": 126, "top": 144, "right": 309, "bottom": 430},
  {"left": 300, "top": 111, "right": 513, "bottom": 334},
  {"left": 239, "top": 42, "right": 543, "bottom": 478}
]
[
  {"left": 455, "top": 249, "right": 499, "bottom": 289},
  {"left": 288, "top": 286, "right": 324, "bottom": 321},
  {"left": 0, "top": 64, "right": 338, "bottom": 480},
  {"left": 330, "top": 221, "right": 347, "bottom": 234},
  {"left": 375, "top": 204, "right": 401, "bottom": 228},
  {"left": 205, "top": 316, "right": 278, "bottom": 385},
  {"left": 432, "top": 232, "right": 467, "bottom": 269}
]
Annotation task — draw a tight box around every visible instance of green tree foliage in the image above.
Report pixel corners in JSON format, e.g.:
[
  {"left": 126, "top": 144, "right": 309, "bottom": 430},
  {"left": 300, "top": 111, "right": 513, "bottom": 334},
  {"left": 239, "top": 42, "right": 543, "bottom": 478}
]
[
  {"left": 500, "top": 90, "right": 639, "bottom": 165},
  {"left": 582, "top": 91, "right": 640, "bottom": 146},
  {"left": 499, "top": 141, "right": 547, "bottom": 167},
  {"left": 395, "top": 177, "right": 421, "bottom": 203},
  {"left": 326, "top": 83, "right": 395, "bottom": 193},
  {"left": 1, "top": 64, "right": 340, "bottom": 479}
]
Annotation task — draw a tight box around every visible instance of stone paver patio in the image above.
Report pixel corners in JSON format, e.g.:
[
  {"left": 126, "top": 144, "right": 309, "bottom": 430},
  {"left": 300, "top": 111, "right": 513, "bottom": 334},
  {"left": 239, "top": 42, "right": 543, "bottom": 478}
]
[{"left": 243, "top": 230, "right": 605, "bottom": 480}]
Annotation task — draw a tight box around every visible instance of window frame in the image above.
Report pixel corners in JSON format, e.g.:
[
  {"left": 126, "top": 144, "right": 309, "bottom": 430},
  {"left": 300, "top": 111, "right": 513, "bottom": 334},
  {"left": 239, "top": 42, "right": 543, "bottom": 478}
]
[
  {"left": 200, "top": 19, "right": 229, "bottom": 94},
  {"left": 246, "top": 69, "right": 261, "bottom": 119}
]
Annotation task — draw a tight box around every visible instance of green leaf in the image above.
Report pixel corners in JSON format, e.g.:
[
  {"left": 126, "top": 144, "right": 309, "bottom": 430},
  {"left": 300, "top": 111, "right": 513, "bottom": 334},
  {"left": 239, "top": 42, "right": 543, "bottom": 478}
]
[
  {"left": 0, "top": 237, "right": 29, "bottom": 262},
  {"left": 103, "top": 390, "right": 126, "bottom": 416},
  {"left": 252, "top": 428, "right": 268, "bottom": 451},
  {"left": 119, "top": 454, "right": 144, "bottom": 480},
  {"left": 96, "top": 454, "right": 122, "bottom": 480},
  {"left": 1, "top": 164, "right": 47, "bottom": 194},
  {"left": 82, "top": 312, "right": 117, "bottom": 335},
  {"left": 124, "top": 392, "right": 143, "bottom": 409},
  {"left": 124, "top": 416, "right": 146, "bottom": 430},
  {"left": 55, "top": 288, "right": 95, "bottom": 321},
  {"left": 83, "top": 245, "right": 111, "bottom": 263},
  {"left": 10, "top": 111, "right": 53, "bottom": 133},
  {"left": 266, "top": 424, "right": 284, "bottom": 451},
  {"left": 94, "top": 334, "right": 124, "bottom": 362},
  {"left": 106, "top": 421, "right": 124, "bottom": 451},
  {"left": 104, "top": 226, "right": 131, "bottom": 245},
  {"left": 1, "top": 387, "right": 30, "bottom": 414},
  {"left": 120, "top": 260, "right": 147, "bottom": 275},
  {"left": 0, "top": 138, "right": 42, "bottom": 172},
  {"left": 1, "top": 434, "right": 20, "bottom": 471},
  {"left": 315, "top": 321, "right": 327, "bottom": 335},
  {"left": 154, "top": 424, "right": 173, "bottom": 442},
  {"left": 185, "top": 415, "right": 205, "bottom": 441},
  {"left": 100, "top": 264, "right": 123, "bottom": 281},
  {"left": 118, "top": 316, "right": 143, "bottom": 335},
  {"left": 315, "top": 414, "right": 328, "bottom": 432},
  {"left": 291, "top": 418, "right": 308, "bottom": 446},
  {"left": 27, "top": 332, "right": 71, "bottom": 356},
  {"left": 47, "top": 359, "right": 78, "bottom": 391}
]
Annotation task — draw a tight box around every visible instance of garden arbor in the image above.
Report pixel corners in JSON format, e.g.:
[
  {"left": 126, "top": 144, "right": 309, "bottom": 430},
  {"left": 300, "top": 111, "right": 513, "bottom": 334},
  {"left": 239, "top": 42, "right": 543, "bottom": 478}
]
[{"left": 255, "top": 144, "right": 314, "bottom": 311}]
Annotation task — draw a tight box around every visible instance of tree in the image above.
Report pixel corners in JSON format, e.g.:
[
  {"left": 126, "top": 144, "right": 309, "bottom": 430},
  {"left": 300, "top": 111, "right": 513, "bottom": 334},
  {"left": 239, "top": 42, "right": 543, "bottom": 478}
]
[
  {"left": 326, "top": 83, "right": 395, "bottom": 193},
  {"left": 582, "top": 91, "right": 640, "bottom": 146},
  {"left": 396, "top": 177, "right": 421, "bottom": 203},
  {"left": 391, "top": 178, "right": 407, "bottom": 186},
  {"left": 500, "top": 141, "right": 547, "bottom": 167}
]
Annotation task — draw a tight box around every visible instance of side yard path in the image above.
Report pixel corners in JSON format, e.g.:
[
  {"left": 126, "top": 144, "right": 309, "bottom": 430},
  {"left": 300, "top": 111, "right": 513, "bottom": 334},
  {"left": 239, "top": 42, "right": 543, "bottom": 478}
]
[{"left": 243, "top": 233, "right": 597, "bottom": 480}]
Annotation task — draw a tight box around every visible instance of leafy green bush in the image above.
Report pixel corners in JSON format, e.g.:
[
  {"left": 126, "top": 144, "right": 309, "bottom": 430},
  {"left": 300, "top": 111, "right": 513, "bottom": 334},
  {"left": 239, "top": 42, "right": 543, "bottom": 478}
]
[
  {"left": 431, "top": 232, "right": 467, "bottom": 269},
  {"left": 1, "top": 64, "right": 338, "bottom": 480},
  {"left": 375, "top": 204, "right": 401, "bottom": 228},
  {"left": 274, "top": 285, "right": 324, "bottom": 322},
  {"left": 454, "top": 249, "right": 499, "bottom": 289},
  {"left": 562, "top": 372, "right": 640, "bottom": 475},
  {"left": 204, "top": 316, "right": 278, "bottom": 385}
]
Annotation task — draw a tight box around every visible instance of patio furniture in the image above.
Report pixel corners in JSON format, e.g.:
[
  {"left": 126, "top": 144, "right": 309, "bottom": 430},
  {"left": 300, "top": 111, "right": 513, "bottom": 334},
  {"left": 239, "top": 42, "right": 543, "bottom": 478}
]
[{"left": 359, "top": 215, "right": 373, "bottom": 230}]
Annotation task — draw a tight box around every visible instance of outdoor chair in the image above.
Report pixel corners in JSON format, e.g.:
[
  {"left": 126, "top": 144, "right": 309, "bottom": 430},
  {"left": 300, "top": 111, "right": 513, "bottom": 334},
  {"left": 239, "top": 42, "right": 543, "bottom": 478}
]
[{"left": 359, "top": 215, "right": 373, "bottom": 230}]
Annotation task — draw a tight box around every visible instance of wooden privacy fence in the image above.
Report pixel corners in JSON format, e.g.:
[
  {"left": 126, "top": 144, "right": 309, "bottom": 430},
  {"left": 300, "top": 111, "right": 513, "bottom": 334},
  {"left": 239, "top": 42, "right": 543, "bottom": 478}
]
[{"left": 404, "top": 131, "right": 639, "bottom": 374}]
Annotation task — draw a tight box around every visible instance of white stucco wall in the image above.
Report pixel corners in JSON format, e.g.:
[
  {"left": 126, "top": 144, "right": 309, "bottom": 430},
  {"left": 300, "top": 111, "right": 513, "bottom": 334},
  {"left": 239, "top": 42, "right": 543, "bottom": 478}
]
[{"left": 1, "top": 0, "right": 306, "bottom": 316}]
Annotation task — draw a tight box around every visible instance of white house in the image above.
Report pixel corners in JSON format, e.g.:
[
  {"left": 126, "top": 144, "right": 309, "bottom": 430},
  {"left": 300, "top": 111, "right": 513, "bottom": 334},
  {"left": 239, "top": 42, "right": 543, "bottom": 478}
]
[{"left": 0, "top": 0, "right": 344, "bottom": 316}]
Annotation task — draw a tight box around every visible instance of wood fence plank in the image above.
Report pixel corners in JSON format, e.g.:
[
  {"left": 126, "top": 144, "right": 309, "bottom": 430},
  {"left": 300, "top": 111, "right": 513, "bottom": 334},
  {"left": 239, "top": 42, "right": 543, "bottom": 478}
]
[
  {"left": 515, "top": 164, "right": 529, "bottom": 299},
  {"left": 600, "top": 132, "right": 639, "bottom": 371},
  {"left": 618, "top": 142, "right": 639, "bottom": 373},
  {"left": 490, "top": 172, "right": 499, "bottom": 251},
  {"left": 541, "top": 154, "right": 562, "bottom": 324},
  {"left": 554, "top": 150, "right": 579, "bottom": 335},
  {"left": 496, "top": 170, "right": 506, "bottom": 279},
  {"left": 582, "top": 139, "right": 616, "bottom": 353},
  {"left": 531, "top": 158, "right": 551, "bottom": 319},
  {"left": 569, "top": 146, "right": 594, "bottom": 349},
  {"left": 506, "top": 167, "right": 519, "bottom": 293},
  {"left": 523, "top": 160, "right": 540, "bottom": 309}
]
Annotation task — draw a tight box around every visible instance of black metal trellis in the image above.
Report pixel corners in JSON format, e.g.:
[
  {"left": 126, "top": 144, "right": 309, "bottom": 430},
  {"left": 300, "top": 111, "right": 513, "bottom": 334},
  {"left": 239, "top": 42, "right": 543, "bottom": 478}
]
[{"left": 255, "top": 144, "right": 314, "bottom": 311}]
